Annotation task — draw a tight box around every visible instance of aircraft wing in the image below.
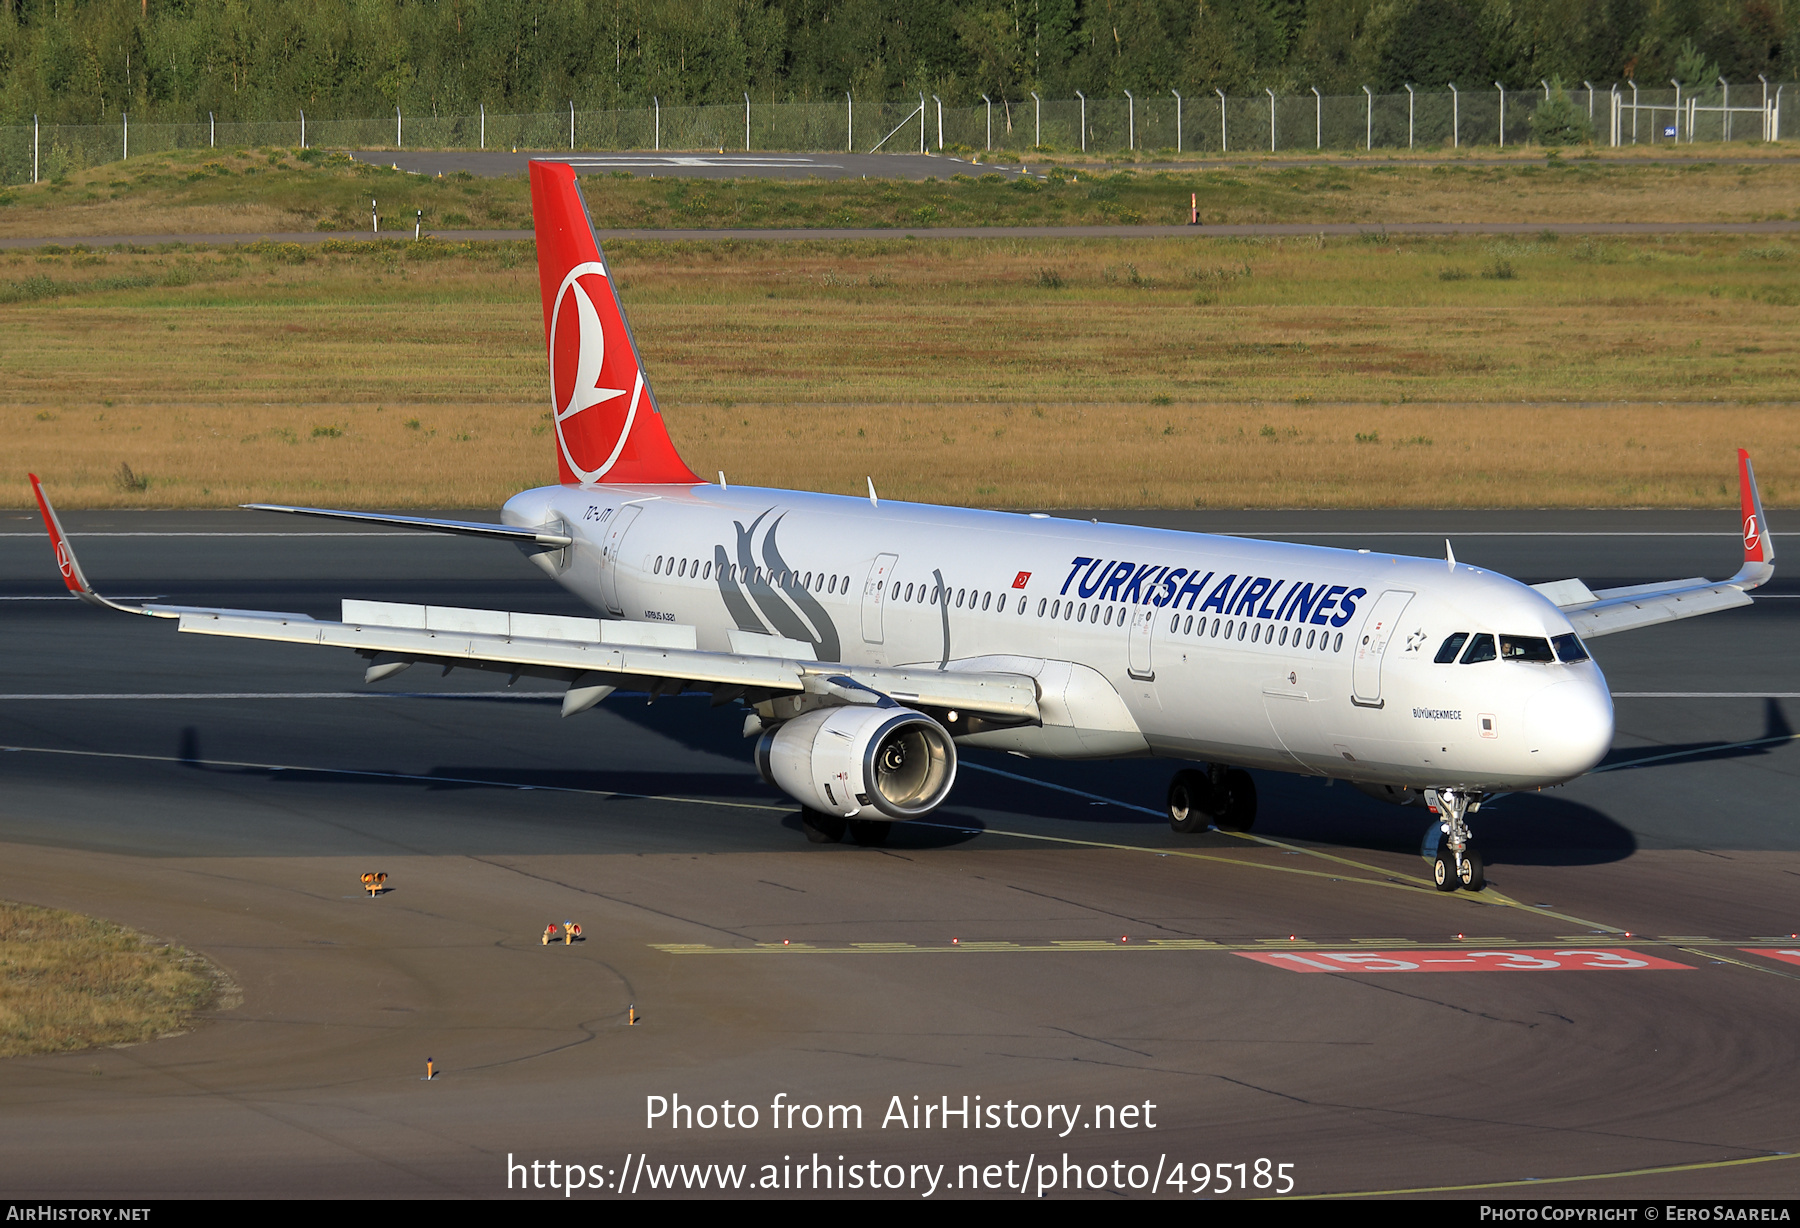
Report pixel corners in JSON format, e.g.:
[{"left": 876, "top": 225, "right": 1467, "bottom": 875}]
[
  {"left": 1528, "top": 449, "right": 1774, "bottom": 640},
  {"left": 28, "top": 476, "right": 1037, "bottom": 725}
]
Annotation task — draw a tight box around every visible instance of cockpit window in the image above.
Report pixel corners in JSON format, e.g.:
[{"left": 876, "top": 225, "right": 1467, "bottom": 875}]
[
  {"left": 1499, "top": 635, "right": 1556, "bottom": 663},
  {"left": 1552, "top": 633, "right": 1589, "bottom": 663},
  {"left": 1459, "top": 633, "right": 1497, "bottom": 664},
  {"left": 1434, "top": 632, "right": 1470, "bottom": 664}
]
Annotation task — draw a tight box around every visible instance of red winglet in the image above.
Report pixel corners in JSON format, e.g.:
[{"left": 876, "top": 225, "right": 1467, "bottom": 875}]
[
  {"left": 529, "top": 161, "right": 700, "bottom": 487},
  {"left": 28, "top": 473, "right": 92, "bottom": 597},
  {"left": 1739, "top": 448, "right": 1771, "bottom": 566}
]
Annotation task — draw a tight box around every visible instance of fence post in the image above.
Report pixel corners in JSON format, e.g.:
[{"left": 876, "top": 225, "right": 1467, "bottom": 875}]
[
  {"left": 1721, "top": 76, "right": 1730, "bottom": 141},
  {"left": 1584, "top": 81, "right": 1595, "bottom": 120},
  {"left": 1075, "top": 90, "right": 1086, "bottom": 152},
  {"left": 655, "top": 98, "right": 661, "bottom": 150},
  {"left": 480, "top": 104, "right": 485, "bottom": 150},
  {"left": 209, "top": 111, "right": 214, "bottom": 149},
  {"left": 746, "top": 93, "right": 752, "bottom": 151},
  {"left": 33, "top": 114, "right": 38, "bottom": 183},
  {"left": 933, "top": 94, "right": 943, "bottom": 149},
  {"left": 1630, "top": 81, "right": 1638, "bottom": 142},
  {"left": 845, "top": 93, "right": 851, "bottom": 151},
  {"left": 1671, "top": 80, "right": 1680, "bottom": 143},
  {"left": 300, "top": 109, "right": 305, "bottom": 149},
  {"left": 1363, "top": 85, "right": 1372, "bottom": 150},
  {"left": 982, "top": 95, "right": 991, "bottom": 151},
  {"left": 397, "top": 106, "right": 402, "bottom": 149},
  {"left": 1125, "top": 90, "right": 1135, "bottom": 150},
  {"left": 1449, "top": 83, "right": 1459, "bottom": 148},
  {"left": 1405, "top": 84, "right": 1415, "bottom": 147},
  {"left": 1171, "top": 90, "right": 1182, "bottom": 152},
  {"left": 1311, "top": 86, "right": 1321, "bottom": 148},
  {"left": 123, "top": 112, "right": 128, "bottom": 160},
  {"left": 570, "top": 100, "right": 575, "bottom": 151},
  {"left": 919, "top": 92, "right": 926, "bottom": 153},
  {"left": 1266, "top": 88, "right": 1275, "bottom": 150},
  {"left": 1217, "top": 88, "right": 1226, "bottom": 151},
  {"left": 1031, "top": 92, "right": 1041, "bottom": 147},
  {"left": 1496, "top": 83, "right": 1505, "bottom": 147}
]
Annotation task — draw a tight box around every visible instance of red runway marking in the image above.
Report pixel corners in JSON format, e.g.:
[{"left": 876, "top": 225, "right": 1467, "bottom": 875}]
[
  {"left": 1738, "top": 948, "right": 1800, "bottom": 967},
  {"left": 1237, "top": 949, "right": 1694, "bottom": 973}
]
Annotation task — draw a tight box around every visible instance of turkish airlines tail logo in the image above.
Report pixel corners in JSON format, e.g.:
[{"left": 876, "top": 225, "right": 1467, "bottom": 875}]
[{"left": 530, "top": 161, "right": 700, "bottom": 486}]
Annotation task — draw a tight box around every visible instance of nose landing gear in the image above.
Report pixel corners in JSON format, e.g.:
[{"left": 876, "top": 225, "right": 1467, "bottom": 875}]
[{"left": 1426, "top": 788, "right": 1486, "bottom": 891}]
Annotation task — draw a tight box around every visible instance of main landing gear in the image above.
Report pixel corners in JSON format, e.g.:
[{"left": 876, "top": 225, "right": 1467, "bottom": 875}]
[
  {"left": 800, "top": 808, "right": 891, "bottom": 847},
  {"left": 1167, "top": 765, "right": 1257, "bottom": 834},
  {"left": 1428, "top": 788, "right": 1486, "bottom": 892}
]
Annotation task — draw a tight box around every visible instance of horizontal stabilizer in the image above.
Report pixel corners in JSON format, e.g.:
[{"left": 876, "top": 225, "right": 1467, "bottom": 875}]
[{"left": 245, "top": 504, "right": 572, "bottom": 547}]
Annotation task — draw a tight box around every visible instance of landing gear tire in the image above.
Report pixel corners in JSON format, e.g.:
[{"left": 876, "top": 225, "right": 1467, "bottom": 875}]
[
  {"left": 1433, "top": 848, "right": 1457, "bottom": 892},
  {"left": 801, "top": 808, "right": 846, "bottom": 844},
  {"left": 1214, "top": 768, "right": 1258, "bottom": 832},
  {"left": 1457, "top": 845, "right": 1486, "bottom": 891},
  {"left": 847, "top": 818, "right": 892, "bottom": 847},
  {"left": 1167, "top": 769, "right": 1212, "bottom": 834}
]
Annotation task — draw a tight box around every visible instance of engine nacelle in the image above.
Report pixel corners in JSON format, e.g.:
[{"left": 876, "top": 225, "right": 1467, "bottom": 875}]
[{"left": 755, "top": 706, "right": 957, "bottom": 820}]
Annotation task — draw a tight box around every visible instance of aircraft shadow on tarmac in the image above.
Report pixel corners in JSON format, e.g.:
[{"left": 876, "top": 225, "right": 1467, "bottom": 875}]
[{"left": 153, "top": 695, "right": 1789, "bottom": 867}]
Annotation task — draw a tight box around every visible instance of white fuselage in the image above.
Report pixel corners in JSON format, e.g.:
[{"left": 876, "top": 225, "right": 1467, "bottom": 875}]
[{"left": 503, "top": 482, "right": 1614, "bottom": 792}]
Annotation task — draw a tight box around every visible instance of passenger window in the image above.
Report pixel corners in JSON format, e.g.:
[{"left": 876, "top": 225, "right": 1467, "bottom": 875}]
[
  {"left": 1435, "top": 632, "right": 1470, "bottom": 664},
  {"left": 1552, "top": 633, "right": 1589, "bottom": 663},
  {"left": 1460, "top": 633, "right": 1497, "bottom": 664},
  {"left": 1499, "top": 635, "right": 1555, "bottom": 662},
  {"left": 983, "top": 592, "right": 992, "bottom": 611}
]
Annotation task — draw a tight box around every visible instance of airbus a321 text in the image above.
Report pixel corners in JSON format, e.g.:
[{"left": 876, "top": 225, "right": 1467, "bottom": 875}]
[{"left": 29, "top": 161, "right": 1776, "bottom": 892}]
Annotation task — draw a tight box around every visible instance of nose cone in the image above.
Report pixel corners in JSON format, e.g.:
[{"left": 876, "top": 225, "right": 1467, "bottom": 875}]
[{"left": 1524, "top": 678, "right": 1614, "bottom": 781}]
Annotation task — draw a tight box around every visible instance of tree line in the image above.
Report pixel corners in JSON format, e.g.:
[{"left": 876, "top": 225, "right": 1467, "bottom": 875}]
[{"left": 1, "top": 0, "right": 1794, "bottom": 126}]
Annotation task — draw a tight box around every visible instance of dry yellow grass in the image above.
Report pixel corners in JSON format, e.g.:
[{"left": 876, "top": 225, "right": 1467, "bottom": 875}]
[
  {"left": 4, "top": 234, "right": 1796, "bottom": 508},
  {"left": 0, "top": 900, "right": 223, "bottom": 1058},
  {"left": 14, "top": 400, "right": 1795, "bottom": 510}
]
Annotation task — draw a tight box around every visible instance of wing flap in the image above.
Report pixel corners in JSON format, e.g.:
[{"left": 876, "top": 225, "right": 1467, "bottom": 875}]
[{"left": 176, "top": 607, "right": 1042, "bottom": 722}]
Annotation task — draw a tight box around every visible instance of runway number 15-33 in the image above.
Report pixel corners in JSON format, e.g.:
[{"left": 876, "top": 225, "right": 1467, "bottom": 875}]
[{"left": 1237, "top": 949, "right": 1693, "bottom": 973}]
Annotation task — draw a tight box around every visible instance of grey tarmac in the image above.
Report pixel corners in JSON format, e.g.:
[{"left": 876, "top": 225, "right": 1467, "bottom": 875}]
[{"left": 1, "top": 507, "right": 1798, "bottom": 1198}]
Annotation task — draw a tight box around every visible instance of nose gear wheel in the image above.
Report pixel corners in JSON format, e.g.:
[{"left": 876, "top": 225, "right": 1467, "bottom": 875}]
[{"left": 1427, "top": 787, "right": 1486, "bottom": 892}]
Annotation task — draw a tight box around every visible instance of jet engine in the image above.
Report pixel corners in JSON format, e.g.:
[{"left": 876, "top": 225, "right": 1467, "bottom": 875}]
[{"left": 755, "top": 706, "right": 957, "bottom": 820}]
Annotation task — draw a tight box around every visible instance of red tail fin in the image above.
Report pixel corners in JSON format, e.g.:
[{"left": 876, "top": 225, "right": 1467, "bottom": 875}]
[{"left": 529, "top": 161, "right": 700, "bottom": 486}]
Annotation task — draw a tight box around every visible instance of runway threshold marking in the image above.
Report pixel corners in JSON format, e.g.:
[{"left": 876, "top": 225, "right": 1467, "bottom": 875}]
[{"left": 1286, "top": 1148, "right": 1800, "bottom": 1199}]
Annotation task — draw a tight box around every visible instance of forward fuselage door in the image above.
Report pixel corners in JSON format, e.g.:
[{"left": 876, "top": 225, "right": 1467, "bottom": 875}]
[
  {"left": 1128, "top": 606, "right": 1158, "bottom": 680},
  {"left": 1351, "top": 588, "right": 1414, "bottom": 708},
  {"left": 862, "top": 553, "right": 898, "bottom": 644},
  {"left": 598, "top": 503, "right": 643, "bottom": 615}
]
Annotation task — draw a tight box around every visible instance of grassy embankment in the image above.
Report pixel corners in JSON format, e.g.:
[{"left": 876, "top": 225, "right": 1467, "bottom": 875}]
[
  {"left": 3, "top": 230, "right": 1795, "bottom": 509},
  {"left": 1, "top": 145, "right": 1798, "bottom": 238},
  {"left": 0, "top": 900, "right": 224, "bottom": 1058}
]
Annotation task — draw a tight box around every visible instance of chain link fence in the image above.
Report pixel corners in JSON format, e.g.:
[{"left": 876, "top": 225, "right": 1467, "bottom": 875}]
[{"left": 2, "top": 84, "right": 1789, "bottom": 186}]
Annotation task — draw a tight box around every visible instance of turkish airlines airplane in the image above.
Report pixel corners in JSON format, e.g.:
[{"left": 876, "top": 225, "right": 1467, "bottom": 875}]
[{"left": 29, "top": 161, "right": 1776, "bottom": 893}]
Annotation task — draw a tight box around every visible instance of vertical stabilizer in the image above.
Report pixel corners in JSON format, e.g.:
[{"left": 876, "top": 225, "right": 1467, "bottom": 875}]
[{"left": 529, "top": 161, "right": 701, "bottom": 486}]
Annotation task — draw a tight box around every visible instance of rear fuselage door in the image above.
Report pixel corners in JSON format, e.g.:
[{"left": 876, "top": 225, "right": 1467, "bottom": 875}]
[
  {"left": 862, "top": 553, "right": 898, "bottom": 644},
  {"left": 598, "top": 504, "right": 642, "bottom": 615},
  {"left": 1351, "top": 588, "right": 1414, "bottom": 708}
]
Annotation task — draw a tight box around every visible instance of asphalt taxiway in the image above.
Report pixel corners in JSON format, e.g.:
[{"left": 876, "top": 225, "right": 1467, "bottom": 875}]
[{"left": 1, "top": 507, "right": 1797, "bottom": 1199}]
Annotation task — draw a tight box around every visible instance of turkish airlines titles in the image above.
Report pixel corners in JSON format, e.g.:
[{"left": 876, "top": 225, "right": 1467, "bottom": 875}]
[{"left": 1057, "top": 556, "right": 1368, "bottom": 628}]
